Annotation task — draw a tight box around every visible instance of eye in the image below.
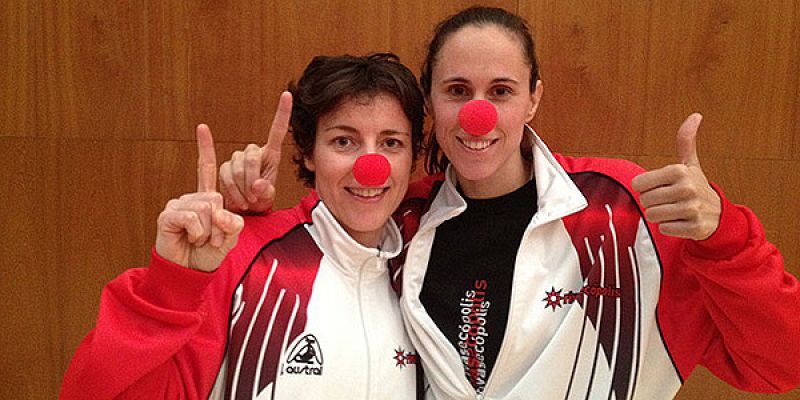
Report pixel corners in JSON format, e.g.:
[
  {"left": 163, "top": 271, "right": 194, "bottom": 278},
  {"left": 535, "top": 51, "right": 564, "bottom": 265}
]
[
  {"left": 332, "top": 136, "right": 355, "bottom": 150},
  {"left": 383, "top": 137, "right": 406, "bottom": 150},
  {"left": 446, "top": 84, "right": 470, "bottom": 98},
  {"left": 491, "top": 86, "right": 513, "bottom": 98}
]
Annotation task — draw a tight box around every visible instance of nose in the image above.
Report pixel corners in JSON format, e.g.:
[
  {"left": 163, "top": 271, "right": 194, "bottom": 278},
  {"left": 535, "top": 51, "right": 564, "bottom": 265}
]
[
  {"left": 353, "top": 153, "right": 391, "bottom": 187},
  {"left": 458, "top": 100, "right": 497, "bottom": 136}
]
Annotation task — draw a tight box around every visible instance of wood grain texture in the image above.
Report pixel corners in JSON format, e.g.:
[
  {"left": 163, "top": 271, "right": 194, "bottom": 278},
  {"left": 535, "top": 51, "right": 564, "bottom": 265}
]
[
  {"left": 388, "top": 0, "right": 516, "bottom": 72},
  {"left": 1, "top": 2, "right": 36, "bottom": 137},
  {"left": 522, "top": 1, "right": 650, "bottom": 156},
  {"left": 677, "top": 367, "right": 800, "bottom": 399},
  {"left": 644, "top": 1, "right": 798, "bottom": 161},
  {"left": 0, "top": 138, "right": 62, "bottom": 399}
]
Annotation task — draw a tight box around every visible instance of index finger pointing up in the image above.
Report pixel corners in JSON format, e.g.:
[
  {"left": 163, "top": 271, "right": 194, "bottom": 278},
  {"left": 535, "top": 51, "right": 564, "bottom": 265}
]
[
  {"left": 196, "top": 124, "right": 218, "bottom": 192},
  {"left": 264, "top": 91, "right": 293, "bottom": 151}
]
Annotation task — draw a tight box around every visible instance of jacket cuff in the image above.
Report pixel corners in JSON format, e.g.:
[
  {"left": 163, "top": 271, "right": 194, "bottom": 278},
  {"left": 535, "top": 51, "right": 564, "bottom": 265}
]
[
  {"left": 136, "top": 247, "right": 216, "bottom": 311},
  {"left": 686, "top": 184, "right": 749, "bottom": 260}
]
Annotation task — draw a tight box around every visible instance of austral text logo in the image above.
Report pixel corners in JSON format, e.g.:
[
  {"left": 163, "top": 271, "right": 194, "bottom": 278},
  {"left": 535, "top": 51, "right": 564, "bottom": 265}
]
[
  {"left": 393, "top": 347, "right": 419, "bottom": 368},
  {"left": 285, "top": 334, "right": 324, "bottom": 375},
  {"left": 543, "top": 284, "right": 621, "bottom": 311}
]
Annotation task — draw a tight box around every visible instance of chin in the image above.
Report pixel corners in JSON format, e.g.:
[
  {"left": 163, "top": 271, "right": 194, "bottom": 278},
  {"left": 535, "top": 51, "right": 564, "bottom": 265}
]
[
  {"left": 350, "top": 211, "right": 392, "bottom": 232},
  {"left": 453, "top": 163, "right": 497, "bottom": 184}
]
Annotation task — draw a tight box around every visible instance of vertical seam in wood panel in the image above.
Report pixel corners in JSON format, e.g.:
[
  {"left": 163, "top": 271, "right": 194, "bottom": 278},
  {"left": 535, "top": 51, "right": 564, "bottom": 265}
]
[
  {"left": 143, "top": 1, "right": 149, "bottom": 140},
  {"left": 55, "top": 137, "right": 67, "bottom": 392},
  {"left": 186, "top": 3, "right": 192, "bottom": 125},
  {"left": 794, "top": 1, "right": 799, "bottom": 160},
  {"left": 385, "top": 1, "right": 391, "bottom": 52},
  {"left": 59, "top": 2, "right": 77, "bottom": 138},
  {"left": 641, "top": 1, "right": 653, "bottom": 156},
  {"left": 642, "top": 0, "right": 654, "bottom": 154}
]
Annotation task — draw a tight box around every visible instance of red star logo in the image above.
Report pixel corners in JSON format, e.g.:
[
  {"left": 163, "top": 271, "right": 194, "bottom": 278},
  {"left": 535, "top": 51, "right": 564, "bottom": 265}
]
[
  {"left": 393, "top": 347, "right": 419, "bottom": 368},
  {"left": 543, "top": 287, "right": 563, "bottom": 311},
  {"left": 394, "top": 349, "right": 406, "bottom": 367}
]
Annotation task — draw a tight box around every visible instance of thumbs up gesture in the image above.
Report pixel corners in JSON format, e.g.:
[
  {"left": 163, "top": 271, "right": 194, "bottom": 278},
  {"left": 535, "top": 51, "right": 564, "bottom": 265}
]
[
  {"left": 155, "top": 124, "right": 245, "bottom": 272},
  {"left": 631, "top": 114, "right": 722, "bottom": 240}
]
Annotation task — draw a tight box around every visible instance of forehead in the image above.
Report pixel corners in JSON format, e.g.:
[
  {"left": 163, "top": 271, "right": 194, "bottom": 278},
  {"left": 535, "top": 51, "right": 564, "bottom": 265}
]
[
  {"left": 317, "top": 93, "right": 409, "bottom": 131},
  {"left": 434, "top": 25, "right": 529, "bottom": 80}
]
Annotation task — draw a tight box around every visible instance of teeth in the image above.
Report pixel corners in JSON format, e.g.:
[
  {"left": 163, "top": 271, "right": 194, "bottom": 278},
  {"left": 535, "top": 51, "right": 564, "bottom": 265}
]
[
  {"left": 350, "top": 187, "right": 385, "bottom": 197},
  {"left": 461, "top": 138, "right": 493, "bottom": 150}
]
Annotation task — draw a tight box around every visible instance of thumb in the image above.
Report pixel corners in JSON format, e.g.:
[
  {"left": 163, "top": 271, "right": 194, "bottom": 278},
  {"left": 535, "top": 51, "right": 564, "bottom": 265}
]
[{"left": 677, "top": 113, "right": 703, "bottom": 167}]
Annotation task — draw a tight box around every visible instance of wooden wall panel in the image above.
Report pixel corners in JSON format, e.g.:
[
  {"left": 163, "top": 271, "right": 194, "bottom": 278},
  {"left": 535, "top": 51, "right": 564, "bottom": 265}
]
[
  {"left": 644, "top": 1, "right": 798, "bottom": 160},
  {"left": 147, "top": 0, "right": 398, "bottom": 145},
  {"left": 679, "top": 367, "right": 800, "bottom": 399},
  {"left": 389, "top": 0, "right": 516, "bottom": 73},
  {"left": 21, "top": 2, "right": 150, "bottom": 140},
  {"left": 1, "top": 2, "right": 36, "bottom": 137},
  {"left": 0, "top": 138, "right": 62, "bottom": 399},
  {"left": 66, "top": 1, "right": 149, "bottom": 140},
  {"left": 142, "top": 2, "right": 191, "bottom": 141},
  {"left": 522, "top": 1, "right": 650, "bottom": 156}
]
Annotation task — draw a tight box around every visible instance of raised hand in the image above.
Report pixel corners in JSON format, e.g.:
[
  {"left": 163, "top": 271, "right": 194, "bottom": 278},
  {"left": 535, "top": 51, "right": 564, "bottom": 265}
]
[
  {"left": 631, "top": 113, "right": 721, "bottom": 240},
  {"left": 220, "top": 91, "right": 292, "bottom": 214},
  {"left": 155, "top": 124, "right": 245, "bottom": 272}
]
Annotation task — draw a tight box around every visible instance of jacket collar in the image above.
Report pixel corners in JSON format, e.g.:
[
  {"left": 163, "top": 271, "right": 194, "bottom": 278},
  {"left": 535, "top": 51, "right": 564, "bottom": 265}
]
[
  {"left": 307, "top": 200, "right": 403, "bottom": 278},
  {"left": 420, "top": 125, "right": 587, "bottom": 230}
]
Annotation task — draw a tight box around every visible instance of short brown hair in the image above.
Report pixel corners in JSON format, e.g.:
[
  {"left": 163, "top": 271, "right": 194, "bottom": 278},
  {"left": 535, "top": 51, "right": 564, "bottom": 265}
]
[{"left": 289, "top": 53, "right": 425, "bottom": 187}]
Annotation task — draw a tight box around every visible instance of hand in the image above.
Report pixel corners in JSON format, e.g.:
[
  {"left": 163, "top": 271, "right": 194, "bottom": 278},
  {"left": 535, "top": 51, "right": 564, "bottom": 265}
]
[
  {"left": 631, "top": 113, "right": 721, "bottom": 240},
  {"left": 155, "top": 124, "right": 245, "bottom": 272},
  {"left": 219, "top": 91, "right": 292, "bottom": 214}
]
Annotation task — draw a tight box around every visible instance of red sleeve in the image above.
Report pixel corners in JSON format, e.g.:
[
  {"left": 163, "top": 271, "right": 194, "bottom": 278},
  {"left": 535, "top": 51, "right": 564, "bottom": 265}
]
[
  {"left": 60, "top": 197, "right": 315, "bottom": 399},
  {"left": 672, "top": 192, "right": 800, "bottom": 392},
  {"left": 60, "top": 249, "right": 229, "bottom": 400}
]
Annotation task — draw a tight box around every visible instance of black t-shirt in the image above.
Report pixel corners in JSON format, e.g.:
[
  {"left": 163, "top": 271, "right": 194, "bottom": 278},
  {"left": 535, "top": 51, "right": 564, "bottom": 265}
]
[{"left": 419, "top": 179, "right": 538, "bottom": 394}]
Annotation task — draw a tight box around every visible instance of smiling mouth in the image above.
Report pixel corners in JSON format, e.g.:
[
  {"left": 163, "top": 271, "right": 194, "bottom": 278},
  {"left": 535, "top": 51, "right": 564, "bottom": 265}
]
[
  {"left": 347, "top": 187, "right": 389, "bottom": 198},
  {"left": 458, "top": 137, "right": 497, "bottom": 151}
]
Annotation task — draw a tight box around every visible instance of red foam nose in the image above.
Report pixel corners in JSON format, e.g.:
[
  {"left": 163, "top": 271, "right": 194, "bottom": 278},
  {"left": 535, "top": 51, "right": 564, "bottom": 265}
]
[
  {"left": 458, "top": 100, "right": 497, "bottom": 136},
  {"left": 353, "top": 153, "right": 391, "bottom": 187}
]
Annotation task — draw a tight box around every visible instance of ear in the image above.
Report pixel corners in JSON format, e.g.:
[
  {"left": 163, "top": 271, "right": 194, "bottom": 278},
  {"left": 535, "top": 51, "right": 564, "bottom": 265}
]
[
  {"left": 304, "top": 156, "right": 316, "bottom": 172},
  {"left": 526, "top": 80, "right": 544, "bottom": 123}
]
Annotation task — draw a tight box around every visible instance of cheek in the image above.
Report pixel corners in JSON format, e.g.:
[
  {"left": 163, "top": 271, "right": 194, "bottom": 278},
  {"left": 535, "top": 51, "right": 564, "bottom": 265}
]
[
  {"left": 435, "top": 128, "right": 452, "bottom": 149},
  {"left": 431, "top": 100, "right": 460, "bottom": 127},
  {"left": 389, "top": 153, "right": 413, "bottom": 182},
  {"left": 314, "top": 155, "right": 352, "bottom": 184},
  {"left": 497, "top": 105, "right": 530, "bottom": 130}
]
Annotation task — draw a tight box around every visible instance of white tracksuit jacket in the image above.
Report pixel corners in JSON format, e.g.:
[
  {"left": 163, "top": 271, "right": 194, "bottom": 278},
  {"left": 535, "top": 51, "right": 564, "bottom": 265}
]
[
  {"left": 398, "top": 133, "right": 800, "bottom": 400},
  {"left": 212, "top": 200, "right": 419, "bottom": 399}
]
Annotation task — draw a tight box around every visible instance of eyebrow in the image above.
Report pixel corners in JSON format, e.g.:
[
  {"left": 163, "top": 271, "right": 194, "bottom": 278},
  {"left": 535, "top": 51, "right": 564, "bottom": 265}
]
[
  {"left": 441, "top": 76, "right": 520, "bottom": 85},
  {"left": 322, "top": 125, "right": 411, "bottom": 136}
]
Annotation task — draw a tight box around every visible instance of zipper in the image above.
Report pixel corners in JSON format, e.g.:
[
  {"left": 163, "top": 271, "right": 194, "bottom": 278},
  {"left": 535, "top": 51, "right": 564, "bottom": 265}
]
[{"left": 357, "top": 256, "right": 372, "bottom": 399}]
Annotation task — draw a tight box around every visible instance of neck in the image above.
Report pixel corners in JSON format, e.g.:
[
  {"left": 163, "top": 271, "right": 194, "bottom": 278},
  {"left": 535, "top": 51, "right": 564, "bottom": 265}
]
[
  {"left": 348, "top": 229, "right": 382, "bottom": 249},
  {"left": 457, "top": 157, "right": 532, "bottom": 200}
]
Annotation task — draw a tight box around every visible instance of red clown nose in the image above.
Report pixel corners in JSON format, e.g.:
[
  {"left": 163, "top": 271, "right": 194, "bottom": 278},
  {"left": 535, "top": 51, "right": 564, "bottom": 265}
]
[
  {"left": 458, "top": 100, "right": 497, "bottom": 136},
  {"left": 353, "top": 153, "right": 391, "bottom": 187}
]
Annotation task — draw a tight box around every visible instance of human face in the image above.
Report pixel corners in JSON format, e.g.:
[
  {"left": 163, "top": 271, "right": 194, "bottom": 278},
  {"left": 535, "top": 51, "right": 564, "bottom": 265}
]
[
  {"left": 304, "top": 94, "right": 413, "bottom": 248},
  {"left": 429, "top": 25, "right": 542, "bottom": 199}
]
